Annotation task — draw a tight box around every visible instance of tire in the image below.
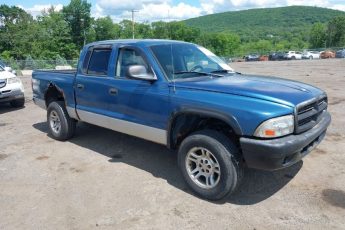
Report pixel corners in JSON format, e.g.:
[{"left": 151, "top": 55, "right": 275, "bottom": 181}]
[
  {"left": 47, "top": 101, "right": 76, "bottom": 141},
  {"left": 178, "top": 130, "right": 243, "bottom": 200},
  {"left": 309, "top": 56, "right": 313, "bottom": 60},
  {"left": 10, "top": 98, "right": 25, "bottom": 108}
]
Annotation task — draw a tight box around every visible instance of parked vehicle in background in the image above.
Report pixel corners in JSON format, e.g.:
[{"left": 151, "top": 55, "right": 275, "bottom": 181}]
[
  {"left": 0, "top": 66, "right": 25, "bottom": 107},
  {"left": 335, "top": 49, "right": 345, "bottom": 58},
  {"left": 284, "top": 51, "right": 302, "bottom": 60},
  {"left": 259, "top": 55, "right": 269, "bottom": 61},
  {"left": 302, "top": 51, "right": 320, "bottom": 59},
  {"left": 268, "top": 52, "right": 285, "bottom": 61},
  {"left": 0, "top": 60, "right": 16, "bottom": 75},
  {"left": 244, "top": 54, "right": 260, "bottom": 61},
  {"left": 320, "top": 50, "right": 335, "bottom": 59}
]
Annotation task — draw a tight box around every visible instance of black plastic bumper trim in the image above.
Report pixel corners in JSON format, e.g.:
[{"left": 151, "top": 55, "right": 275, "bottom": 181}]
[{"left": 240, "top": 111, "right": 331, "bottom": 171}]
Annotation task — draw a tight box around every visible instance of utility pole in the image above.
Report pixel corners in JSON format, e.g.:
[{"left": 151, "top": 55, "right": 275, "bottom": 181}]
[
  {"left": 167, "top": 10, "right": 171, "bottom": 39},
  {"left": 81, "top": 18, "right": 86, "bottom": 46},
  {"left": 131, "top": 9, "right": 139, "bottom": 39}
]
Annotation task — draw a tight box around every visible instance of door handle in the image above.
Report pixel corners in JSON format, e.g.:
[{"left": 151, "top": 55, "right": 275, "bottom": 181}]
[
  {"left": 76, "top": 84, "right": 84, "bottom": 90},
  {"left": 109, "top": 88, "right": 118, "bottom": 95}
]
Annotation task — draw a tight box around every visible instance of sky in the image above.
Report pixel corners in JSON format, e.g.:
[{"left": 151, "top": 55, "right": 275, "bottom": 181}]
[{"left": 3, "top": 0, "right": 345, "bottom": 22}]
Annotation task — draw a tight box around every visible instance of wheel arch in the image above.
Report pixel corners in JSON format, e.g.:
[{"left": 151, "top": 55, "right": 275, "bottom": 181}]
[
  {"left": 167, "top": 108, "right": 243, "bottom": 150},
  {"left": 44, "top": 83, "right": 66, "bottom": 107}
]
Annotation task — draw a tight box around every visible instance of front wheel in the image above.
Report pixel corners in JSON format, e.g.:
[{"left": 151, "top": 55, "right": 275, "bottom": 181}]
[
  {"left": 47, "top": 101, "right": 76, "bottom": 141},
  {"left": 178, "top": 130, "right": 243, "bottom": 200}
]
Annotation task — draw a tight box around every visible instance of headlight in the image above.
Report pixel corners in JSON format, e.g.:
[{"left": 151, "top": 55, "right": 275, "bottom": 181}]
[
  {"left": 254, "top": 115, "right": 294, "bottom": 138},
  {"left": 7, "top": 77, "right": 21, "bottom": 84}
]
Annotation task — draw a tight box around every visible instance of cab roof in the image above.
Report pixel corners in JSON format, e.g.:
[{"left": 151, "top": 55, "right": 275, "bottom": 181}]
[{"left": 86, "top": 39, "right": 192, "bottom": 48}]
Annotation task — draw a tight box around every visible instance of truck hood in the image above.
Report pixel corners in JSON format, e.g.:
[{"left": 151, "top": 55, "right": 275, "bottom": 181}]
[{"left": 173, "top": 74, "right": 324, "bottom": 107}]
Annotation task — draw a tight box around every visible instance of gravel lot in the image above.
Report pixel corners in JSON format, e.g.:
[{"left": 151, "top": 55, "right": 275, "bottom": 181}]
[{"left": 1, "top": 59, "right": 344, "bottom": 229}]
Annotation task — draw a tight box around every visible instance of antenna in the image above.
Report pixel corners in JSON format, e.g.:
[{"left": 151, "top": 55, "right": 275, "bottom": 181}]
[
  {"left": 131, "top": 9, "right": 139, "bottom": 39},
  {"left": 167, "top": 10, "right": 171, "bottom": 39}
]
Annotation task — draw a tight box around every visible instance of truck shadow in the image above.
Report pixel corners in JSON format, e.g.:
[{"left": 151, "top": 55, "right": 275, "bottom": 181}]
[
  {"left": 33, "top": 121, "right": 302, "bottom": 205},
  {"left": 226, "top": 161, "right": 302, "bottom": 205},
  {"left": 0, "top": 103, "right": 25, "bottom": 114}
]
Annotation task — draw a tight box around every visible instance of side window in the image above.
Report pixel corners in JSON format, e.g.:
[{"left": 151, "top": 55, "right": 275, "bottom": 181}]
[
  {"left": 115, "top": 48, "right": 150, "bottom": 78},
  {"left": 87, "top": 48, "right": 112, "bottom": 76}
]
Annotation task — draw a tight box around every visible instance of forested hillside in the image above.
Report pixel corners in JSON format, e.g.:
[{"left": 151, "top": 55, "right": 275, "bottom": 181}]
[{"left": 185, "top": 6, "right": 345, "bottom": 42}]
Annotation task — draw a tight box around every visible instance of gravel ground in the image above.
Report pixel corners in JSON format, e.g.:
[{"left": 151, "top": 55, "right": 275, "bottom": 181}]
[{"left": 0, "top": 59, "right": 344, "bottom": 229}]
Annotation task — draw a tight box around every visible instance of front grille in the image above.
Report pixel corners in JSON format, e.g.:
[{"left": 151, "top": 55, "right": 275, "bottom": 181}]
[
  {"left": 295, "top": 95, "right": 327, "bottom": 134},
  {"left": 0, "top": 79, "right": 6, "bottom": 89}
]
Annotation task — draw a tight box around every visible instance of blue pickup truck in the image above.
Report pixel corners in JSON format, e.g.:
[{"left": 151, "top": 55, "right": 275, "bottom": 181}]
[{"left": 32, "top": 39, "right": 331, "bottom": 200}]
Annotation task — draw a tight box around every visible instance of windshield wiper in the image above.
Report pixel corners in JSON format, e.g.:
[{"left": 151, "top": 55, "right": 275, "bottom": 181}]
[
  {"left": 210, "top": 70, "right": 230, "bottom": 73},
  {"left": 210, "top": 69, "right": 237, "bottom": 74},
  {"left": 174, "top": 71, "right": 210, "bottom": 76},
  {"left": 211, "top": 69, "right": 242, "bottom": 75},
  {"left": 174, "top": 71, "right": 227, "bottom": 78},
  {"left": 172, "top": 71, "right": 212, "bottom": 79},
  {"left": 173, "top": 70, "right": 234, "bottom": 79}
]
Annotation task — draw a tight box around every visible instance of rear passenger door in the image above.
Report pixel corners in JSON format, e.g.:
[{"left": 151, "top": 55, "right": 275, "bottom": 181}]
[{"left": 75, "top": 45, "right": 115, "bottom": 118}]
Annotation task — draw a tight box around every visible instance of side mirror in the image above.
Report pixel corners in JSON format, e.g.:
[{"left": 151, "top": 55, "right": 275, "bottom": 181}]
[{"left": 127, "top": 65, "right": 157, "bottom": 81}]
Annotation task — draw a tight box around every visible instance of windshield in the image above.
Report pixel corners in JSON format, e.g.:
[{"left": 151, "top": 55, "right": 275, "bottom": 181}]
[{"left": 150, "top": 43, "right": 234, "bottom": 80}]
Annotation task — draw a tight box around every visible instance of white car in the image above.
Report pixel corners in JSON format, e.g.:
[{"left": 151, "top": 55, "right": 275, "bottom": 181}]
[
  {"left": 0, "top": 60, "right": 16, "bottom": 75},
  {"left": 284, "top": 51, "right": 302, "bottom": 60},
  {"left": 302, "top": 51, "right": 320, "bottom": 59},
  {"left": 0, "top": 66, "right": 25, "bottom": 107}
]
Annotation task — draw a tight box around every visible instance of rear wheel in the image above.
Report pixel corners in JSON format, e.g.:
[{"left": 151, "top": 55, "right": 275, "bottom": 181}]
[
  {"left": 178, "top": 130, "right": 243, "bottom": 200},
  {"left": 47, "top": 101, "right": 76, "bottom": 141},
  {"left": 10, "top": 98, "right": 25, "bottom": 108}
]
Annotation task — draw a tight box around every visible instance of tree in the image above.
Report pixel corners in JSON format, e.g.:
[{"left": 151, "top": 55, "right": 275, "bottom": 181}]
[
  {"left": 118, "top": 20, "right": 133, "bottom": 39},
  {"left": 274, "top": 40, "right": 291, "bottom": 51},
  {"left": 310, "top": 22, "right": 326, "bottom": 48},
  {"left": 326, "top": 16, "right": 345, "bottom": 47},
  {"left": 0, "top": 5, "right": 34, "bottom": 59},
  {"left": 151, "top": 21, "right": 169, "bottom": 39},
  {"left": 62, "top": 0, "right": 92, "bottom": 49},
  {"left": 168, "top": 22, "right": 200, "bottom": 43},
  {"left": 34, "top": 7, "right": 77, "bottom": 59},
  {"left": 136, "top": 23, "right": 152, "bottom": 39},
  {"left": 93, "top": 16, "right": 120, "bottom": 41},
  {"left": 204, "top": 33, "right": 240, "bottom": 56}
]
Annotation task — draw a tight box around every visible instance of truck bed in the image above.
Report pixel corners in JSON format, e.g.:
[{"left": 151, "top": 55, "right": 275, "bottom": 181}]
[
  {"left": 32, "top": 69, "right": 77, "bottom": 110},
  {"left": 33, "top": 69, "right": 77, "bottom": 75}
]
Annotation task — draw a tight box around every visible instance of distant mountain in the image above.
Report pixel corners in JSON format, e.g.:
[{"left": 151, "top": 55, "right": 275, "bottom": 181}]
[{"left": 184, "top": 6, "right": 345, "bottom": 41}]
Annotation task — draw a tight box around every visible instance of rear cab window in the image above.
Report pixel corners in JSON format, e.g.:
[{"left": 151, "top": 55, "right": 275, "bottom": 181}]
[{"left": 82, "top": 46, "right": 112, "bottom": 76}]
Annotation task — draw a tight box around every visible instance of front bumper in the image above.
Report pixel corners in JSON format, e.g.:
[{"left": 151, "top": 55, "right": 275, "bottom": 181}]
[
  {"left": 0, "top": 83, "right": 24, "bottom": 103},
  {"left": 240, "top": 111, "right": 331, "bottom": 171}
]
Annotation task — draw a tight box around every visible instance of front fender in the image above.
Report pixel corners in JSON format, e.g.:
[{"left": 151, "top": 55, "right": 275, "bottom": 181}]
[{"left": 166, "top": 106, "right": 243, "bottom": 149}]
